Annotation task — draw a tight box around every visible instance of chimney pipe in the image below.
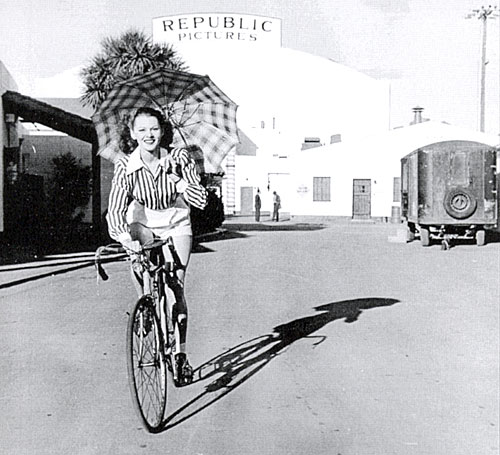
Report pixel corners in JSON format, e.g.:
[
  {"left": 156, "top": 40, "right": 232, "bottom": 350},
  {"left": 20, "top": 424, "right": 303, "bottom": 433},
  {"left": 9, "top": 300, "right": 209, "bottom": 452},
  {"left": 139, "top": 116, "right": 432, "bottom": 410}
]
[{"left": 412, "top": 106, "right": 423, "bottom": 124}]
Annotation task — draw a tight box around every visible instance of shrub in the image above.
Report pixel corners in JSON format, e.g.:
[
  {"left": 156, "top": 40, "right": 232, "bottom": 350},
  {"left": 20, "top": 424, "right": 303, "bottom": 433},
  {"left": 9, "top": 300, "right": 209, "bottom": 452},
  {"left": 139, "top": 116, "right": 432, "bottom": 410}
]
[
  {"left": 45, "top": 152, "right": 92, "bottom": 246},
  {"left": 191, "top": 189, "right": 225, "bottom": 236}
]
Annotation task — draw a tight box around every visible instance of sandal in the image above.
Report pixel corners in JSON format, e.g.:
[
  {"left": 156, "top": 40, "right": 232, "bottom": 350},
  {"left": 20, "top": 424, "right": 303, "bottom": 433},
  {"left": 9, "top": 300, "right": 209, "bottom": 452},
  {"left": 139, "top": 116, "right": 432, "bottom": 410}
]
[{"left": 173, "top": 353, "right": 193, "bottom": 387}]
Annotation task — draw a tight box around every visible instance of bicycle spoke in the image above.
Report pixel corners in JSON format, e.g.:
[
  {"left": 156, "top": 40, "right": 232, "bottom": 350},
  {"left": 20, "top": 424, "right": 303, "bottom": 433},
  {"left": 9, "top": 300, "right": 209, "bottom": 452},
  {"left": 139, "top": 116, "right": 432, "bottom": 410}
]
[
  {"left": 134, "top": 349, "right": 164, "bottom": 423},
  {"left": 127, "top": 299, "right": 167, "bottom": 431}
]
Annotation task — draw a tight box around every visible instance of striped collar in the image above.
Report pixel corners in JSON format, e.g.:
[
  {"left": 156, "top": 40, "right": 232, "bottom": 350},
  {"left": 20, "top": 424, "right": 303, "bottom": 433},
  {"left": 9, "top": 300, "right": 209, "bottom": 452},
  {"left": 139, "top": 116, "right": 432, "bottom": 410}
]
[{"left": 125, "top": 147, "right": 170, "bottom": 175}]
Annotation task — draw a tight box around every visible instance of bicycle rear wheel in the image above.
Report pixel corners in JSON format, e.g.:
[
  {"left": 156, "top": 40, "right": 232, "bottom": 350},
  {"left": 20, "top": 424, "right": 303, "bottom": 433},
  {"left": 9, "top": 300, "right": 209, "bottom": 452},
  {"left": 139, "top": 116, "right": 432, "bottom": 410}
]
[{"left": 126, "top": 295, "right": 167, "bottom": 432}]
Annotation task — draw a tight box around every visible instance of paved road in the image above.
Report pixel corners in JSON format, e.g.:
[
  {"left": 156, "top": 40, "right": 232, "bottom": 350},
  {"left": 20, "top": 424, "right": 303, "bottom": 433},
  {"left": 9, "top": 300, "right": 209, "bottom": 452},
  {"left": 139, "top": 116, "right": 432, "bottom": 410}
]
[{"left": 1, "top": 222, "right": 498, "bottom": 455}]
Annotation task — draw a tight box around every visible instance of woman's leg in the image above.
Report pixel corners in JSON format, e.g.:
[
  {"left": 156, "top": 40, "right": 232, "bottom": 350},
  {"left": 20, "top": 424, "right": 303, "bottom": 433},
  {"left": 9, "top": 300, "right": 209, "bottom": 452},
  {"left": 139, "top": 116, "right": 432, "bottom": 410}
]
[
  {"left": 129, "top": 223, "right": 154, "bottom": 296},
  {"left": 162, "top": 235, "right": 192, "bottom": 355},
  {"left": 162, "top": 234, "right": 193, "bottom": 384}
]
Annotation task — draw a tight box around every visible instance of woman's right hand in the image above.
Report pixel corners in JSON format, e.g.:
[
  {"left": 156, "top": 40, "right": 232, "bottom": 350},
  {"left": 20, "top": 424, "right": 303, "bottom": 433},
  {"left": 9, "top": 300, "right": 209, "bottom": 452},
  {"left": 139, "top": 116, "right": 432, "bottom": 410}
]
[{"left": 166, "top": 154, "right": 181, "bottom": 178}]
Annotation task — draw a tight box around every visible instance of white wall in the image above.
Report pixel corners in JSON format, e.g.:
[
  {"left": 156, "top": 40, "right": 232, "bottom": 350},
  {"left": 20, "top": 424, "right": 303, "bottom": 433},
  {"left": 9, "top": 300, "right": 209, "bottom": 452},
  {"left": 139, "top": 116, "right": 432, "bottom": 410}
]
[
  {"left": 289, "top": 144, "right": 357, "bottom": 217},
  {"left": 232, "top": 132, "right": 398, "bottom": 219}
]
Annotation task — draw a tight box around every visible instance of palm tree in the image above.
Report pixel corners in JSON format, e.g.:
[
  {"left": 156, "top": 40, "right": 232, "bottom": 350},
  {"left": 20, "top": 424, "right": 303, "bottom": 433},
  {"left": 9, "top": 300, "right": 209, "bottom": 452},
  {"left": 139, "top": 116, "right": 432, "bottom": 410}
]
[{"left": 80, "top": 29, "right": 187, "bottom": 110}]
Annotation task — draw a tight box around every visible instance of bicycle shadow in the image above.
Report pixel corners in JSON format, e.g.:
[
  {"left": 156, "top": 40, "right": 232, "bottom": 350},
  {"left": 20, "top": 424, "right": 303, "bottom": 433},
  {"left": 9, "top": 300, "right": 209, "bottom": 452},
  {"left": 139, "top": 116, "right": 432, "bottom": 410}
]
[{"left": 161, "top": 297, "right": 399, "bottom": 431}]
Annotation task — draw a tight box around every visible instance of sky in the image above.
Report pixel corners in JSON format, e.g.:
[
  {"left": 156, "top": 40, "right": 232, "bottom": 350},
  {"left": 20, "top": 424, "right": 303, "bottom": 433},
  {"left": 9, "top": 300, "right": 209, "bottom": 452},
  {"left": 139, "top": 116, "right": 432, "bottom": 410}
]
[{"left": 0, "top": 0, "right": 499, "bottom": 134}]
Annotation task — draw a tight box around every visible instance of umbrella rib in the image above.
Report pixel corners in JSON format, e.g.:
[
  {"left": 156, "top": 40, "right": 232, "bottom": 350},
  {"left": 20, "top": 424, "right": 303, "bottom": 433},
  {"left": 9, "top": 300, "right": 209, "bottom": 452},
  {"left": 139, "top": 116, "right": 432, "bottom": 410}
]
[
  {"left": 178, "top": 100, "right": 198, "bottom": 126},
  {"left": 169, "top": 74, "right": 210, "bottom": 105},
  {"left": 113, "top": 79, "right": 164, "bottom": 112},
  {"left": 167, "top": 99, "right": 202, "bottom": 130}
]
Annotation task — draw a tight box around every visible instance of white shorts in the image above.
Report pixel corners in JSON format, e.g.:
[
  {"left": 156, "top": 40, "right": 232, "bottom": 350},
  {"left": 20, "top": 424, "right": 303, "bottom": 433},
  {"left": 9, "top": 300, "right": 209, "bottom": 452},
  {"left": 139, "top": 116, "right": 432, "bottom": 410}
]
[{"left": 126, "top": 200, "right": 192, "bottom": 238}]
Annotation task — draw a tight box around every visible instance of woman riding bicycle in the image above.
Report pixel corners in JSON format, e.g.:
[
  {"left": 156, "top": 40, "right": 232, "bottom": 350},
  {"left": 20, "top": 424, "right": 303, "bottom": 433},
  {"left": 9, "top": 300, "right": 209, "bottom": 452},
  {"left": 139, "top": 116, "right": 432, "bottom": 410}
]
[{"left": 106, "top": 107, "right": 207, "bottom": 385}]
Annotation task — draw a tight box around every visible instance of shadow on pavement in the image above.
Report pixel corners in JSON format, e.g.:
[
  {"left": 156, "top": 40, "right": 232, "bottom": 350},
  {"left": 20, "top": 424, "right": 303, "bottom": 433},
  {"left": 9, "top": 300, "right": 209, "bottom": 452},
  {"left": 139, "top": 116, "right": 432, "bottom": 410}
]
[
  {"left": 0, "top": 229, "right": 246, "bottom": 268},
  {"left": 193, "top": 229, "right": 248, "bottom": 245},
  {"left": 0, "top": 229, "right": 241, "bottom": 288},
  {"left": 0, "top": 219, "right": 322, "bottom": 267},
  {"left": 0, "top": 255, "right": 127, "bottom": 290},
  {"left": 223, "top": 223, "right": 325, "bottom": 232},
  {"left": 161, "top": 297, "right": 399, "bottom": 431}
]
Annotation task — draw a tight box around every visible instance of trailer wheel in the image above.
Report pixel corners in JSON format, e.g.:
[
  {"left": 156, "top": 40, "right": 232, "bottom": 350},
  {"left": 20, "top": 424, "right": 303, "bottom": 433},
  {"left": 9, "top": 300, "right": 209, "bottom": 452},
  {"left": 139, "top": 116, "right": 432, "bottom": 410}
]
[
  {"left": 420, "top": 227, "right": 430, "bottom": 247},
  {"left": 476, "top": 229, "right": 486, "bottom": 246},
  {"left": 443, "top": 187, "right": 477, "bottom": 219}
]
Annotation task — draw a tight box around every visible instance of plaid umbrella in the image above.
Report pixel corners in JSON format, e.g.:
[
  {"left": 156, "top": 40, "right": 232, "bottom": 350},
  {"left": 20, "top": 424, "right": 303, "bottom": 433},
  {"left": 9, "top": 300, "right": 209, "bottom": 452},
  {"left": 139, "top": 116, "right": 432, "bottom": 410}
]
[{"left": 92, "top": 68, "right": 239, "bottom": 173}]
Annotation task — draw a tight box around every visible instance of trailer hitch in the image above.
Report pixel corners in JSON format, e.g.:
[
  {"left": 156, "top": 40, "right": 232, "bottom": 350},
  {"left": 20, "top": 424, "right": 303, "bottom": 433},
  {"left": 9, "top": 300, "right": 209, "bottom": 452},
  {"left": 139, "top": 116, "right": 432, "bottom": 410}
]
[
  {"left": 441, "top": 237, "right": 452, "bottom": 250},
  {"left": 437, "top": 226, "right": 456, "bottom": 250}
]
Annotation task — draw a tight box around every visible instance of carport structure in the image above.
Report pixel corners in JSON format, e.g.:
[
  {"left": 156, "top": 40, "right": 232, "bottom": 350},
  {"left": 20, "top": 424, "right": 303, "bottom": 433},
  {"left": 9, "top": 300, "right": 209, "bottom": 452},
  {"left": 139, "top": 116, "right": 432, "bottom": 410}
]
[{"left": 1, "top": 90, "right": 102, "bottom": 236}]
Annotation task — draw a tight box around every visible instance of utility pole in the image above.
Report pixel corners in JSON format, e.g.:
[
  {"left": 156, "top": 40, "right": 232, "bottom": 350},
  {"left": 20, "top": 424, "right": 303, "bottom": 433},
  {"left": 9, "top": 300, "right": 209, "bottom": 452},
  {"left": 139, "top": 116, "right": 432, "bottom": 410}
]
[{"left": 466, "top": 5, "right": 499, "bottom": 132}]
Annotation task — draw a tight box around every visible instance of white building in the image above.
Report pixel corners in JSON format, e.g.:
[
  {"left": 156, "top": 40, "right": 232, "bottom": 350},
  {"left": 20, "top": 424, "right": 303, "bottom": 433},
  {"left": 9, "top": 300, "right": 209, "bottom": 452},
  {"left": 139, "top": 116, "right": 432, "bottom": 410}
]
[
  {"left": 289, "top": 119, "right": 499, "bottom": 220},
  {"left": 153, "top": 13, "right": 391, "bottom": 218}
]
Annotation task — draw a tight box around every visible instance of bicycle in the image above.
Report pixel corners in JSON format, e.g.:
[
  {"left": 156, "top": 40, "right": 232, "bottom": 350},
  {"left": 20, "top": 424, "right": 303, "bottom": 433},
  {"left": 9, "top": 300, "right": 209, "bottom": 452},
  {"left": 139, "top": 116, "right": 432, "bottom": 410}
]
[{"left": 95, "top": 237, "right": 193, "bottom": 433}]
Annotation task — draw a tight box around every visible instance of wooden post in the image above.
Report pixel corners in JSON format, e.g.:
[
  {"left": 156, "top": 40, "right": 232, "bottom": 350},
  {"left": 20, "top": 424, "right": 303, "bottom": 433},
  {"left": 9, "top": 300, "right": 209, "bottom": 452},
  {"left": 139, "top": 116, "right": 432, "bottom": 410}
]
[{"left": 479, "top": 13, "right": 487, "bottom": 132}]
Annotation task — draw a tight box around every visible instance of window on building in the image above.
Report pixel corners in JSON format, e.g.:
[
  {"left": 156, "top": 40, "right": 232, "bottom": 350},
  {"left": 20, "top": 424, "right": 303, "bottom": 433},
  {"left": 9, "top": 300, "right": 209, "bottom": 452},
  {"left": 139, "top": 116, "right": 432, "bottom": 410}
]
[
  {"left": 313, "top": 177, "right": 331, "bottom": 201},
  {"left": 393, "top": 177, "right": 401, "bottom": 202}
]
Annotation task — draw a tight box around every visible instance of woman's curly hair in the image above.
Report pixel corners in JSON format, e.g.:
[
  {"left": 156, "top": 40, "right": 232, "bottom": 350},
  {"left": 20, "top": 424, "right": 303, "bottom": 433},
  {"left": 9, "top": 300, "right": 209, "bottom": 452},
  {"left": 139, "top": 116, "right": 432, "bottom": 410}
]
[{"left": 118, "top": 107, "right": 174, "bottom": 155}]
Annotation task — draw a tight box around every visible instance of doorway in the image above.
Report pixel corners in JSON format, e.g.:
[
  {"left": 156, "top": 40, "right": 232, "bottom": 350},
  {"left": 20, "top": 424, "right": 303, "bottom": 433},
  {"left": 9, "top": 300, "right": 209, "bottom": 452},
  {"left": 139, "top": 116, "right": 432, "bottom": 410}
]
[
  {"left": 240, "top": 186, "right": 253, "bottom": 215},
  {"left": 352, "top": 179, "right": 371, "bottom": 219}
]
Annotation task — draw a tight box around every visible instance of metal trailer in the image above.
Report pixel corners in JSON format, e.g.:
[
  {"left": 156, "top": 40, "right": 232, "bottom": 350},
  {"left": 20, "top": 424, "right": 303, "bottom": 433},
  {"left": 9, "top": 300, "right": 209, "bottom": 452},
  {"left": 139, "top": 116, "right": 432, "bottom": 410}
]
[{"left": 401, "top": 140, "right": 498, "bottom": 248}]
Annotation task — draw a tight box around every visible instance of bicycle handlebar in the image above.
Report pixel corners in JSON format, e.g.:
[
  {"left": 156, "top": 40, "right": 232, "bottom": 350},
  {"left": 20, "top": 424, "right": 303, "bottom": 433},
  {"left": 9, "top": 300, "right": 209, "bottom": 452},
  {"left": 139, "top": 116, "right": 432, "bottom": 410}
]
[
  {"left": 94, "top": 238, "right": 172, "bottom": 282},
  {"left": 95, "top": 243, "right": 124, "bottom": 281}
]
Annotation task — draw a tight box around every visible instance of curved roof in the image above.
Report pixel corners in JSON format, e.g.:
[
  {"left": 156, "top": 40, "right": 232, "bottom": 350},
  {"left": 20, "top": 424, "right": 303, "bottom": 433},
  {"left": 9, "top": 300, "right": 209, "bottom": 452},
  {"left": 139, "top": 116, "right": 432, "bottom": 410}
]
[
  {"left": 180, "top": 44, "right": 390, "bottom": 141},
  {"left": 369, "top": 121, "right": 498, "bottom": 156},
  {"left": 353, "top": 120, "right": 499, "bottom": 175}
]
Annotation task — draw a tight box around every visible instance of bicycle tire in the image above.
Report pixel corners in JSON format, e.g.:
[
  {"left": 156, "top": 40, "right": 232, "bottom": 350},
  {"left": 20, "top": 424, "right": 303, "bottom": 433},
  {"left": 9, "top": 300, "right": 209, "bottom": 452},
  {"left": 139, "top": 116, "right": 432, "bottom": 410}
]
[{"left": 126, "top": 295, "right": 167, "bottom": 433}]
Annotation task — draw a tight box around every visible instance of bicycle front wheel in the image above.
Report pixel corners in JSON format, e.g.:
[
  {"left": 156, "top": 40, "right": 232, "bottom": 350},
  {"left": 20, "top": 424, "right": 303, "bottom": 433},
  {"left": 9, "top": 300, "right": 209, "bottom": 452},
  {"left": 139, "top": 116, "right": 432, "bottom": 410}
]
[{"left": 126, "top": 295, "right": 167, "bottom": 432}]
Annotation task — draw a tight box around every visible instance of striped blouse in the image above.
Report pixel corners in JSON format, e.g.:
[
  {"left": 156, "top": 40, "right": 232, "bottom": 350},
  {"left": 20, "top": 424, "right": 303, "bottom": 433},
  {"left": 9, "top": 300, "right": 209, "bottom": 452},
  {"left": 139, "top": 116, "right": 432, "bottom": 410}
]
[{"left": 106, "top": 146, "right": 207, "bottom": 241}]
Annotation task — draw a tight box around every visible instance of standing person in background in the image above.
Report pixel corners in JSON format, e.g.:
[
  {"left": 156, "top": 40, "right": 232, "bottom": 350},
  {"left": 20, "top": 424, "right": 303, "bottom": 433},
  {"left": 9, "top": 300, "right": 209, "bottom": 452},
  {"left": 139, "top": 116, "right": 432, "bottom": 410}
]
[
  {"left": 272, "top": 191, "right": 281, "bottom": 222},
  {"left": 254, "top": 188, "right": 261, "bottom": 222}
]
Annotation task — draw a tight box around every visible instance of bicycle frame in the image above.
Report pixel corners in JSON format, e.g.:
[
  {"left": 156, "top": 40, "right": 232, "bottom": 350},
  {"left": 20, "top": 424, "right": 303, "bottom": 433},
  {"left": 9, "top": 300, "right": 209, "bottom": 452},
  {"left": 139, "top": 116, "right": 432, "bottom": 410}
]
[{"left": 95, "top": 238, "right": 180, "bottom": 356}]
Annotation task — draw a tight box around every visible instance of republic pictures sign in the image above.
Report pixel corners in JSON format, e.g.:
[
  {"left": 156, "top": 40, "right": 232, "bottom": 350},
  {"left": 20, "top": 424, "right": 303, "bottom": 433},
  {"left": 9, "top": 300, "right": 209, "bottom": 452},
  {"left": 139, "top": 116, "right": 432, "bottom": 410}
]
[{"left": 152, "top": 13, "right": 282, "bottom": 47}]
